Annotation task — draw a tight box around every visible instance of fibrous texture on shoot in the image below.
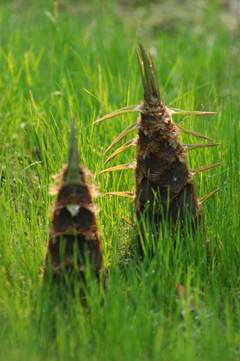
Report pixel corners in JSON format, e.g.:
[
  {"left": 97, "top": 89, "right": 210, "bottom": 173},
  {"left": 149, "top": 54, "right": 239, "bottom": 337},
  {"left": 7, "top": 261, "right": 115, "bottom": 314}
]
[
  {"left": 44, "top": 121, "right": 102, "bottom": 282},
  {"left": 95, "top": 45, "right": 219, "bottom": 252}
]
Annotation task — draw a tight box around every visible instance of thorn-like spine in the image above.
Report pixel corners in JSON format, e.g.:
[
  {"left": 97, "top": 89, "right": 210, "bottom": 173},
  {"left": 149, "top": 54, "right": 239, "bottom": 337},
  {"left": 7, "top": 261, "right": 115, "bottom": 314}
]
[
  {"left": 199, "top": 188, "right": 220, "bottom": 204},
  {"left": 184, "top": 143, "right": 220, "bottom": 150},
  {"left": 94, "top": 104, "right": 143, "bottom": 125},
  {"left": 102, "top": 191, "right": 135, "bottom": 199},
  {"left": 99, "top": 162, "right": 136, "bottom": 175},
  {"left": 191, "top": 162, "right": 222, "bottom": 175},
  {"left": 177, "top": 125, "right": 214, "bottom": 142},
  {"left": 104, "top": 122, "right": 138, "bottom": 154},
  {"left": 104, "top": 138, "right": 137, "bottom": 165}
]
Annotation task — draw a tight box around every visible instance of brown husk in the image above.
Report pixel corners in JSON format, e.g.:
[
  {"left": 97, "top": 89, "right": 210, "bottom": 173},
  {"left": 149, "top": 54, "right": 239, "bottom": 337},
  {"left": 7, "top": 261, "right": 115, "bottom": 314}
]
[
  {"left": 135, "top": 45, "right": 201, "bottom": 249},
  {"left": 43, "top": 123, "right": 102, "bottom": 283}
]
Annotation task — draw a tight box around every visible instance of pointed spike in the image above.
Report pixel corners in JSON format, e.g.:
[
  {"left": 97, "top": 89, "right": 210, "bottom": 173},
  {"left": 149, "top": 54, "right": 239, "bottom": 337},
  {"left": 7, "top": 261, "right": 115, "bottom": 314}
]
[
  {"left": 94, "top": 104, "right": 143, "bottom": 125},
  {"left": 185, "top": 143, "right": 220, "bottom": 150},
  {"left": 99, "top": 162, "right": 136, "bottom": 175},
  {"left": 169, "top": 107, "right": 216, "bottom": 116},
  {"left": 104, "top": 138, "right": 137, "bottom": 165},
  {"left": 137, "top": 44, "right": 161, "bottom": 102},
  {"left": 136, "top": 46, "right": 147, "bottom": 95},
  {"left": 191, "top": 162, "right": 222, "bottom": 175},
  {"left": 199, "top": 188, "right": 220, "bottom": 204},
  {"left": 138, "top": 45, "right": 152, "bottom": 99},
  {"left": 148, "top": 52, "right": 161, "bottom": 100},
  {"left": 139, "top": 44, "right": 160, "bottom": 100},
  {"left": 65, "top": 119, "right": 81, "bottom": 185},
  {"left": 104, "top": 122, "right": 138, "bottom": 154},
  {"left": 102, "top": 191, "right": 135, "bottom": 199},
  {"left": 178, "top": 125, "right": 214, "bottom": 142}
]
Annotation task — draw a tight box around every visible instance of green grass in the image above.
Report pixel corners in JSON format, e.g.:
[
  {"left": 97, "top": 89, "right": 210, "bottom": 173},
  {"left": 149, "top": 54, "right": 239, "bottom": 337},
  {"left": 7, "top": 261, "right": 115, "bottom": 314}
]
[{"left": 0, "top": 1, "right": 240, "bottom": 360}]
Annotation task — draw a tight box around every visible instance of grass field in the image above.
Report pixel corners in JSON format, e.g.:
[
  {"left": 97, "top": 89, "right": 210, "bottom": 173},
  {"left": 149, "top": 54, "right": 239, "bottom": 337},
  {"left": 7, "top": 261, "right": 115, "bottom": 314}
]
[{"left": 0, "top": 1, "right": 240, "bottom": 360}]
